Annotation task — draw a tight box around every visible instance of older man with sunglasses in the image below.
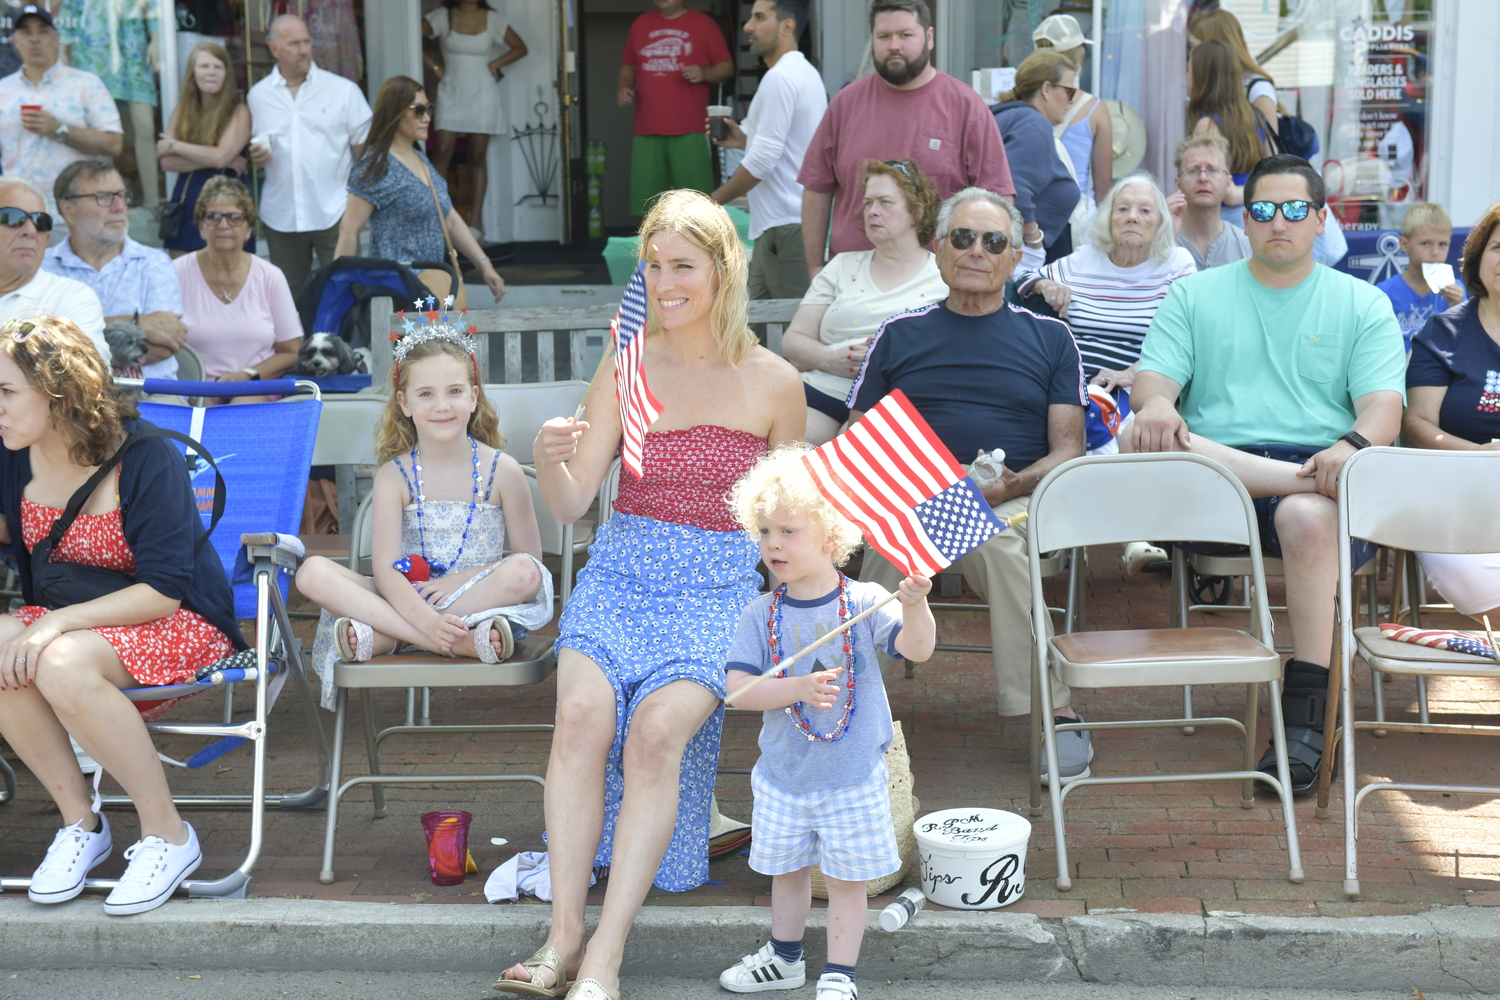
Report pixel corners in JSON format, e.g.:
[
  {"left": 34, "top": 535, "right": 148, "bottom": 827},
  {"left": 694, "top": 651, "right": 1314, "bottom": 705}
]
[
  {"left": 1126, "top": 154, "right": 1407, "bottom": 795},
  {"left": 0, "top": 176, "right": 106, "bottom": 359},
  {"left": 848, "top": 186, "right": 1091, "bottom": 780}
]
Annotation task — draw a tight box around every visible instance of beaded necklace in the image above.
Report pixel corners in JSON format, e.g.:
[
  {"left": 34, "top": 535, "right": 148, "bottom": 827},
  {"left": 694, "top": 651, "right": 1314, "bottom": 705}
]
[
  {"left": 409, "top": 435, "right": 481, "bottom": 578},
  {"left": 767, "top": 571, "right": 857, "bottom": 742}
]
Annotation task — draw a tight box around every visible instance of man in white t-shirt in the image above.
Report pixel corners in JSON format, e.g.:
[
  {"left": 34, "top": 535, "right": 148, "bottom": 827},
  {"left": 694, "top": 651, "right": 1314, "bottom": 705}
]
[
  {"left": 247, "top": 15, "right": 372, "bottom": 297},
  {"left": 0, "top": 176, "right": 106, "bottom": 359},
  {"left": 1168, "top": 134, "right": 1250, "bottom": 271},
  {"left": 710, "top": 0, "right": 826, "bottom": 299}
]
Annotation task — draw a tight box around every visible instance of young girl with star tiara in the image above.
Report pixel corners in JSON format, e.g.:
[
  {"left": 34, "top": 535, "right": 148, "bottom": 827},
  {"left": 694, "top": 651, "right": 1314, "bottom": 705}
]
[
  {"left": 717, "top": 445, "right": 933, "bottom": 1000},
  {"left": 297, "top": 320, "right": 552, "bottom": 694}
]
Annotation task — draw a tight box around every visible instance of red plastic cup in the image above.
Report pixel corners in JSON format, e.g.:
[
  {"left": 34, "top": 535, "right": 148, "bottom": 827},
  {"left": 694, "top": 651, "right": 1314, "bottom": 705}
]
[
  {"left": 20, "top": 105, "right": 41, "bottom": 116},
  {"left": 420, "top": 810, "right": 473, "bottom": 886}
]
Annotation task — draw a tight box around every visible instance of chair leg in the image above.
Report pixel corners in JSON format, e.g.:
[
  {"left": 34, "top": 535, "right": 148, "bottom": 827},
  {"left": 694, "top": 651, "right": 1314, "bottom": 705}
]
[
  {"left": 1266, "top": 679, "right": 1304, "bottom": 883},
  {"left": 360, "top": 690, "right": 388, "bottom": 819},
  {"left": 421, "top": 687, "right": 432, "bottom": 726},
  {"left": 319, "top": 688, "right": 350, "bottom": 884},
  {"left": 222, "top": 681, "right": 235, "bottom": 724},
  {"left": 1182, "top": 686, "right": 1196, "bottom": 736},
  {"left": 0, "top": 754, "right": 16, "bottom": 804},
  {"left": 1028, "top": 669, "right": 1043, "bottom": 818},
  {"left": 1172, "top": 549, "right": 1197, "bottom": 735},
  {"left": 1315, "top": 624, "right": 1344, "bottom": 819},
  {"left": 1240, "top": 682, "right": 1258, "bottom": 807},
  {"left": 1034, "top": 645, "right": 1070, "bottom": 890},
  {"left": 405, "top": 687, "right": 416, "bottom": 727},
  {"left": 1339, "top": 624, "right": 1361, "bottom": 898}
]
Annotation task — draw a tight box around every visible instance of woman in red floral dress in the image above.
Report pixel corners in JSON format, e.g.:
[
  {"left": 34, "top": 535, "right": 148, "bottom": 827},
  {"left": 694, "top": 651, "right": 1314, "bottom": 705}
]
[{"left": 0, "top": 316, "right": 244, "bottom": 916}]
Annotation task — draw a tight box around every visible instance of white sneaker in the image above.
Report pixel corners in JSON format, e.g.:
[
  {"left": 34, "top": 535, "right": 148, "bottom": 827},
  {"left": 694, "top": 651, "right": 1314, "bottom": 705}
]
[
  {"left": 29, "top": 813, "right": 113, "bottom": 904},
  {"left": 102, "top": 822, "right": 201, "bottom": 916},
  {"left": 815, "top": 973, "right": 858, "bottom": 1000},
  {"left": 1121, "top": 541, "right": 1168, "bottom": 577},
  {"left": 719, "top": 942, "right": 806, "bottom": 993},
  {"left": 71, "top": 736, "right": 99, "bottom": 775}
]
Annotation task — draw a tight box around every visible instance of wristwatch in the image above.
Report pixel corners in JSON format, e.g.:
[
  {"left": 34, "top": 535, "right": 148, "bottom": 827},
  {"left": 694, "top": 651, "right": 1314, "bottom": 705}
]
[
  {"left": 242, "top": 368, "right": 261, "bottom": 381},
  {"left": 52, "top": 122, "right": 70, "bottom": 144},
  {"left": 1339, "top": 430, "right": 1371, "bottom": 450}
]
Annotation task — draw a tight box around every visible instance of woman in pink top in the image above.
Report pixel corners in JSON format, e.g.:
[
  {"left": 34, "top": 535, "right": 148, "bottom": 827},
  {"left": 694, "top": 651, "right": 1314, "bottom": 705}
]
[{"left": 173, "top": 176, "right": 301, "bottom": 402}]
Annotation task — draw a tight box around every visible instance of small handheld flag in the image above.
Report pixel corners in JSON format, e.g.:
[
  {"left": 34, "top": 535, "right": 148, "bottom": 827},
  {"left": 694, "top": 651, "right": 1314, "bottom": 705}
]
[{"left": 611, "top": 259, "right": 662, "bottom": 479}]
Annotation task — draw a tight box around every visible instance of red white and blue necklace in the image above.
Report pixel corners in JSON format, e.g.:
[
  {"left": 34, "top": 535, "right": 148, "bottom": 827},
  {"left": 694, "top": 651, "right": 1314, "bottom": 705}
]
[
  {"left": 768, "top": 571, "right": 857, "bottom": 742},
  {"left": 409, "top": 435, "right": 481, "bottom": 578}
]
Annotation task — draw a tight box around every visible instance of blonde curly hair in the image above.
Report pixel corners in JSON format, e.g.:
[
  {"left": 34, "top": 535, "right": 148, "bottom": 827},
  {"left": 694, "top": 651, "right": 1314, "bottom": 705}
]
[
  {"left": 374, "top": 339, "right": 503, "bottom": 463},
  {"left": 730, "top": 443, "right": 863, "bottom": 567},
  {"left": 0, "top": 316, "right": 136, "bottom": 467}
]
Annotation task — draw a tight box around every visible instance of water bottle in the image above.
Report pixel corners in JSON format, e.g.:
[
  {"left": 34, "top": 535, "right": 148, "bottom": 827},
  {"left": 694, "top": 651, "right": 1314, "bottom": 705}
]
[
  {"left": 588, "top": 204, "right": 604, "bottom": 238},
  {"left": 879, "top": 888, "right": 927, "bottom": 931},
  {"left": 968, "top": 448, "right": 1007, "bottom": 489}
]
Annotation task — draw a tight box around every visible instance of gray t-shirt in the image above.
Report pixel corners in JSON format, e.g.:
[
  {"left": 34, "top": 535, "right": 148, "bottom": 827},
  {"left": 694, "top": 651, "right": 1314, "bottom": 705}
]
[
  {"left": 726, "top": 579, "right": 902, "bottom": 792},
  {"left": 1178, "top": 224, "right": 1252, "bottom": 271}
]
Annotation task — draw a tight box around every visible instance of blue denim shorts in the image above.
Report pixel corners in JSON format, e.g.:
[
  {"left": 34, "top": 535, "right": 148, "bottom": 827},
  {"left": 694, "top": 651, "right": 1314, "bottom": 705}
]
[{"left": 1237, "top": 444, "right": 1376, "bottom": 569}]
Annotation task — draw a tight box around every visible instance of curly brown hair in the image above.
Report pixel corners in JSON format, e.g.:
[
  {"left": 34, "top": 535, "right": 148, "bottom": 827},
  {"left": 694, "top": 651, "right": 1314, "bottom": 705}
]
[
  {"left": 860, "top": 159, "right": 941, "bottom": 246},
  {"left": 374, "top": 339, "right": 503, "bottom": 463},
  {"left": 0, "top": 316, "right": 137, "bottom": 467}
]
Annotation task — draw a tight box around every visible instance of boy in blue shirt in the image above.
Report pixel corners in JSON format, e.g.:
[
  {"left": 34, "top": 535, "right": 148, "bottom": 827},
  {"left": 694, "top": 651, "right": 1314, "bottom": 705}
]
[
  {"left": 718, "top": 446, "right": 934, "bottom": 1000},
  {"left": 1377, "top": 202, "right": 1465, "bottom": 350}
]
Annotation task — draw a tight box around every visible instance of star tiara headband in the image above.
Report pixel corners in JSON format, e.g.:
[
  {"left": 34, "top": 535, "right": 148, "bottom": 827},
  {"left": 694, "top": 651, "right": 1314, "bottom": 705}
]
[{"left": 389, "top": 294, "right": 481, "bottom": 384}]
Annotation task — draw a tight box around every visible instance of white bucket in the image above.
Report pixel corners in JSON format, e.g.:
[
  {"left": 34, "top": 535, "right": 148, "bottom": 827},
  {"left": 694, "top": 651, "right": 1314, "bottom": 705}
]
[{"left": 913, "top": 807, "right": 1031, "bottom": 909}]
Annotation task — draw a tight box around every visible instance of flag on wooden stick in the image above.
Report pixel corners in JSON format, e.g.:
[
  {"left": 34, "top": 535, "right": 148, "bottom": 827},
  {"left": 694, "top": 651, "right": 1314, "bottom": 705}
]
[
  {"left": 612, "top": 259, "right": 662, "bottom": 479},
  {"left": 802, "top": 389, "right": 1005, "bottom": 578}
]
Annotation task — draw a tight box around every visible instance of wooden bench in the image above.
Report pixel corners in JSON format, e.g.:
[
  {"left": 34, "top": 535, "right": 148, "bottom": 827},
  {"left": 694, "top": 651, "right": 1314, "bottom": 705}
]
[{"left": 370, "top": 297, "right": 803, "bottom": 386}]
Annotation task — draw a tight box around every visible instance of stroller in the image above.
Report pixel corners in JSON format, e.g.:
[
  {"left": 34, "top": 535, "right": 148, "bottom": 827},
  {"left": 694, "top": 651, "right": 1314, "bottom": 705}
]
[{"left": 294, "top": 257, "right": 456, "bottom": 393}]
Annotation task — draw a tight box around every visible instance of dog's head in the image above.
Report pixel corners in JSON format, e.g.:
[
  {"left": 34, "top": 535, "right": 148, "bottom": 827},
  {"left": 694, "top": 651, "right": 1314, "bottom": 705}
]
[{"left": 296, "top": 333, "right": 357, "bottom": 376}]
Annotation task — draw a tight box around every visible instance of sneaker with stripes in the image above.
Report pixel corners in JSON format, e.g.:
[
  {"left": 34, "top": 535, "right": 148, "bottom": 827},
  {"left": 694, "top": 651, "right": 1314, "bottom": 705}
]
[{"left": 719, "top": 941, "right": 806, "bottom": 993}]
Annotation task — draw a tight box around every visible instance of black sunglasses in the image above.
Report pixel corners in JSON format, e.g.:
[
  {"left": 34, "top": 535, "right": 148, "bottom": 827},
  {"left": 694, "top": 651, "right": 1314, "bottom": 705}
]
[
  {"left": 1247, "top": 199, "right": 1315, "bottom": 223},
  {"left": 883, "top": 159, "right": 917, "bottom": 184},
  {"left": 0, "top": 206, "right": 52, "bottom": 232},
  {"left": 1053, "top": 83, "right": 1078, "bottom": 101},
  {"left": 410, "top": 103, "right": 434, "bottom": 119},
  {"left": 944, "top": 227, "right": 1010, "bottom": 254}
]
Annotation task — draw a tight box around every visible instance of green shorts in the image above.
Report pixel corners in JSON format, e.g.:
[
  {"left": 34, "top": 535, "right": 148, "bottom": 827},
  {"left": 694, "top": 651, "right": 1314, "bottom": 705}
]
[{"left": 630, "top": 133, "right": 715, "bottom": 217}]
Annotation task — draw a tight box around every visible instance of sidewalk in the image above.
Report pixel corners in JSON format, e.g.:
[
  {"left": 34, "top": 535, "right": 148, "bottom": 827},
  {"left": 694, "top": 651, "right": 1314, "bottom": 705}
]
[{"left": 1, "top": 545, "right": 1498, "bottom": 921}]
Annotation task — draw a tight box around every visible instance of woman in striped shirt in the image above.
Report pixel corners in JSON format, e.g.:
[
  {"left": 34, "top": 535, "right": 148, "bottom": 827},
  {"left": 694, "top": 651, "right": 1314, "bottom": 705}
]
[{"left": 1019, "top": 176, "right": 1197, "bottom": 390}]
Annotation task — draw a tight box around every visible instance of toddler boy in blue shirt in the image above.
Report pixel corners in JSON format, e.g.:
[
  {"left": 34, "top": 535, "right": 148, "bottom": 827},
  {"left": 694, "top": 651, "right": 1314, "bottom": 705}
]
[
  {"left": 1376, "top": 202, "right": 1465, "bottom": 351},
  {"left": 717, "top": 445, "right": 934, "bottom": 1000}
]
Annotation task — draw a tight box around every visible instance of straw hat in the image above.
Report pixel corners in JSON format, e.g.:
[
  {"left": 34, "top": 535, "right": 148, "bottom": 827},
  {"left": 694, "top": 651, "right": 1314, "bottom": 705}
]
[
  {"left": 1033, "top": 14, "right": 1092, "bottom": 51},
  {"left": 1104, "top": 99, "right": 1148, "bottom": 178}
]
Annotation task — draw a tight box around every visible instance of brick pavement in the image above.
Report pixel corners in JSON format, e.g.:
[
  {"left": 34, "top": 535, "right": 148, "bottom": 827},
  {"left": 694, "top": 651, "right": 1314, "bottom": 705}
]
[{"left": 2, "top": 545, "right": 1499, "bottom": 921}]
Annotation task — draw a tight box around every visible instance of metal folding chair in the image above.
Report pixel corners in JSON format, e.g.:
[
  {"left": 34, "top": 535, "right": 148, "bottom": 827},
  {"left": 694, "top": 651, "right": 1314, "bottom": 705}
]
[
  {"left": 1029, "top": 454, "right": 1302, "bottom": 890},
  {"left": 1320, "top": 447, "right": 1500, "bottom": 898}
]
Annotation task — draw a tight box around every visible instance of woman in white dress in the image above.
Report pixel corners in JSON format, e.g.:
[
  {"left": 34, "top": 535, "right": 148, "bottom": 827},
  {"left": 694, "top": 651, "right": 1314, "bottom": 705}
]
[{"left": 422, "top": 0, "right": 528, "bottom": 243}]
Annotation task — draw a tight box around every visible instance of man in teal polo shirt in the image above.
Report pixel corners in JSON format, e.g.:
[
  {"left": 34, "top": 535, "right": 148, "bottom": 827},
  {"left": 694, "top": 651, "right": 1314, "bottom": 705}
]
[{"left": 1126, "top": 154, "right": 1406, "bottom": 796}]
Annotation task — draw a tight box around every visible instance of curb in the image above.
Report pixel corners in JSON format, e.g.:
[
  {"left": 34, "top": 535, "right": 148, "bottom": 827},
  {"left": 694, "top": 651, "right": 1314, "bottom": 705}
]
[{"left": 1, "top": 898, "right": 1497, "bottom": 991}]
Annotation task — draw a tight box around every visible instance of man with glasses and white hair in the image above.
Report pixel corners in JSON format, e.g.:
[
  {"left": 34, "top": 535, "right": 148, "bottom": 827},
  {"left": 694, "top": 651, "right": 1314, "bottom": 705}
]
[
  {"left": 1168, "top": 134, "right": 1251, "bottom": 271},
  {"left": 44, "top": 160, "right": 185, "bottom": 378},
  {"left": 1127, "top": 154, "right": 1406, "bottom": 796},
  {"left": 0, "top": 175, "right": 106, "bottom": 359},
  {"left": 848, "top": 186, "right": 1092, "bottom": 782}
]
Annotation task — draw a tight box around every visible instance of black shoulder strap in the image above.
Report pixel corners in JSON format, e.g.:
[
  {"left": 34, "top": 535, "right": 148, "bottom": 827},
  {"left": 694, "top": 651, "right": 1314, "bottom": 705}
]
[{"left": 39, "top": 427, "right": 226, "bottom": 563}]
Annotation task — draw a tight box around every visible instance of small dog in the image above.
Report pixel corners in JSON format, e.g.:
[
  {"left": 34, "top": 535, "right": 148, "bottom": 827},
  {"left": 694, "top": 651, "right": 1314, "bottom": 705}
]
[
  {"left": 103, "top": 320, "right": 148, "bottom": 370},
  {"left": 292, "top": 333, "right": 367, "bottom": 377}
]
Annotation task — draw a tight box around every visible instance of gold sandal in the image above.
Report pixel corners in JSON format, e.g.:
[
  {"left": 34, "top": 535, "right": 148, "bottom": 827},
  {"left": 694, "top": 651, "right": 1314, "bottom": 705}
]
[
  {"left": 565, "top": 980, "right": 618, "bottom": 1000},
  {"left": 492, "top": 944, "right": 572, "bottom": 997}
]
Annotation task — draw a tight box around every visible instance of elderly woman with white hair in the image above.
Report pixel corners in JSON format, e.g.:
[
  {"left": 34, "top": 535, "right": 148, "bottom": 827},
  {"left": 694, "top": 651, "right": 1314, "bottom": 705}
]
[{"left": 1020, "top": 176, "right": 1197, "bottom": 389}]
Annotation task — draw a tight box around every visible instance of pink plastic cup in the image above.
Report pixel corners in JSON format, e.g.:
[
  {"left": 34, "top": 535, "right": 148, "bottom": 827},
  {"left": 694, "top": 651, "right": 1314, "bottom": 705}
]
[{"left": 420, "top": 810, "right": 473, "bottom": 886}]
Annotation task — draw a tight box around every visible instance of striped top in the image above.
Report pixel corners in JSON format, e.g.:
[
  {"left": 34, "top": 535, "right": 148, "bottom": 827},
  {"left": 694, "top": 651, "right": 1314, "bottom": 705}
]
[{"left": 1018, "top": 245, "right": 1197, "bottom": 379}]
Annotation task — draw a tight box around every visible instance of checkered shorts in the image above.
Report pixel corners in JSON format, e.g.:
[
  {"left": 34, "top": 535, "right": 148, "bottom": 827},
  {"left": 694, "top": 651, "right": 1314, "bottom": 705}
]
[{"left": 749, "top": 758, "right": 902, "bottom": 882}]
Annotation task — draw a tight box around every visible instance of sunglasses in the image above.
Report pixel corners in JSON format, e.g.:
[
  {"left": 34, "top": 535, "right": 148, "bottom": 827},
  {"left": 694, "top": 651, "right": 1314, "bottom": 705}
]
[
  {"left": 1052, "top": 83, "right": 1078, "bottom": 101},
  {"left": 1, "top": 318, "right": 44, "bottom": 342},
  {"left": 883, "top": 159, "right": 917, "bottom": 184},
  {"left": 204, "top": 210, "right": 248, "bottom": 227},
  {"left": 61, "top": 188, "right": 132, "bottom": 208},
  {"left": 1247, "top": 199, "right": 1315, "bottom": 223},
  {"left": 0, "top": 206, "right": 52, "bottom": 232},
  {"left": 944, "top": 227, "right": 1011, "bottom": 255},
  {"left": 410, "top": 103, "right": 434, "bottom": 119}
]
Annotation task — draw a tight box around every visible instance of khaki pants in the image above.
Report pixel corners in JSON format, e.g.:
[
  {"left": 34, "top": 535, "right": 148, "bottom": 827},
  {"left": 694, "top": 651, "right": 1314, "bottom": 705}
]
[
  {"left": 747, "top": 223, "right": 810, "bottom": 300},
  {"left": 263, "top": 220, "right": 341, "bottom": 300},
  {"left": 857, "top": 494, "right": 1070, "bottom": 717}
]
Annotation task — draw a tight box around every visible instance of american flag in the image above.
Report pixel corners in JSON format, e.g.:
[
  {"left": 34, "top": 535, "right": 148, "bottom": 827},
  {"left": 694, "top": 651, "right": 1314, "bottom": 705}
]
[
  {"left": 803, "top": 389, "right": 1004, "bottom": 578},
  {"left": 612, "top": 260, "right": 662, "bottom": 479},
  {"left": 1378, "top": 624, "right": 1496, "bottom": 662}
]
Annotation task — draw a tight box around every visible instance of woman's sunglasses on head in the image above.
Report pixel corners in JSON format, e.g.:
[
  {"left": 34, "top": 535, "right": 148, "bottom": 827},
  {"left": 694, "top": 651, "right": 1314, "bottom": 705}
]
[
  {"left": 1247, "top": 199, "right": 1315, "bottom": 223},
  {"left": 0, "top": 207, "right": 52, "bottom": 232},
  {"left": 944, "top": 227, "right": 1011, "bottom": 254}
]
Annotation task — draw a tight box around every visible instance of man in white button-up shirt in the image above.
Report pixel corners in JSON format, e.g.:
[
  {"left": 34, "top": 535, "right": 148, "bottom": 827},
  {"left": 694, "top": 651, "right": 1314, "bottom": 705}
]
[
  {"left": 247, "top": 15, "right": 371, "bottom": 297},
  {"left": 710, "top": 0, "right": 826, "bottom": 300}
]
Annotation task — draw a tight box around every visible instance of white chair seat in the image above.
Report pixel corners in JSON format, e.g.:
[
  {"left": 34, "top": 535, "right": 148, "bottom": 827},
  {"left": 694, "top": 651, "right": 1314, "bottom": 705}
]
[
  {"left": 334, "top": 635, "right": 557, "bottom": 689},
  {"left": 1353, "top": 626, "right": 1500, "bottom": 677},
  {"left": 1051, "top": 627, "right": 1279, "bottom": 687}
]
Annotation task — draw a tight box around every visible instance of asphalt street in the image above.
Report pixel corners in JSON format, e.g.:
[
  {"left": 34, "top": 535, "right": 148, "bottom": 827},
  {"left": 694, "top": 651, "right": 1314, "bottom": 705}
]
[{"left": 0, "top": 971, "right": 1455, "bottom": 1000}]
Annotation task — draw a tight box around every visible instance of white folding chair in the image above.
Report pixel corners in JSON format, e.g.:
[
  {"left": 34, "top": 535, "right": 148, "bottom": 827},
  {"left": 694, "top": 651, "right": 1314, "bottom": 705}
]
[
  {"left": 1029, "top": 454, "right": 1303, "bottom": 890},
  {"left": 301, "top": 393, "right": 387, "bottom": 566},
  {"left": 1326, "top": 448, "right": 1500, "bottom": 898},
  {"left": 484, "top": 380, "right": 590, "bottom": 466}
]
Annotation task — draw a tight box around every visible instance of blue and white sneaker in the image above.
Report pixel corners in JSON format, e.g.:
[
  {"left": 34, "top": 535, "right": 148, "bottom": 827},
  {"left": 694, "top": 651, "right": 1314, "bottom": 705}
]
[
  {"left": 719, "top": 942, "right": 805, "bottom": 993},
  {"left": 1041, "top": 715, "right": 1095, "bottom": 785}
]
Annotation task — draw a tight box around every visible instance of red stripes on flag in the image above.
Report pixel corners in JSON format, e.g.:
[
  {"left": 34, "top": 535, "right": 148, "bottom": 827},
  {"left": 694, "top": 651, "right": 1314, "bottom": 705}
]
[{"left": 612, "top": 262, "right": 662, "bottom": 479}]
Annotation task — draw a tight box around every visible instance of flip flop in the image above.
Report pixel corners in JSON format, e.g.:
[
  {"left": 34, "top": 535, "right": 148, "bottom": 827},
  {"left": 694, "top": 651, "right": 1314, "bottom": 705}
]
[{"left": 492, "top": 944, "right": 572, "bottom": 996}]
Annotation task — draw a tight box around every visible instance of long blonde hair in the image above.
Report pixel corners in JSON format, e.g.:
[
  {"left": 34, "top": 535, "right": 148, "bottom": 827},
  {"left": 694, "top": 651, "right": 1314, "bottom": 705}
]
[
  {"left": 176, "top": 43, "right": 240, "bottom": 147},
  {"left": 374, "top": 340, "right": 503, "bottom": 463},
  {"left": 637, "top": 190, "right": 756, "bottom": 366}
]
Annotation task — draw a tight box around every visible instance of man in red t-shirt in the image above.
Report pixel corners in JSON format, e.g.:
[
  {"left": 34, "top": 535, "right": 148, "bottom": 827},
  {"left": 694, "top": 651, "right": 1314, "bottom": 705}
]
[
  {"left": 798, "top": 0, "right": 1015, "bottom": 277},
  {"left": 619, "top": 0, "right": 734, "bottom": 216}
]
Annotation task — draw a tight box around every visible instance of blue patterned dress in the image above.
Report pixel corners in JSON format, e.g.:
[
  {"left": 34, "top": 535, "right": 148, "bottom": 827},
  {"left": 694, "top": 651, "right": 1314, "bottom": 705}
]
[{"left": 556, "top": 425, "right": 766, "bottom": 891}]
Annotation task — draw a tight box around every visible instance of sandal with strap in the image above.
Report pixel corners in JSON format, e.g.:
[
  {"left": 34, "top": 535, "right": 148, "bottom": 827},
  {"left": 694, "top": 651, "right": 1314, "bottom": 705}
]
[
  {"left": 471, "top": 616, "right": 514, "bottom": 664},
  {"left": 334, "top": 617, "right": 375, "bottom": 662},
  {"left": 565, "top": 979, "right": 619, "bottom": 1000},
  {"left": 492, "top": 944, "right": 573, "bottom": 996}
]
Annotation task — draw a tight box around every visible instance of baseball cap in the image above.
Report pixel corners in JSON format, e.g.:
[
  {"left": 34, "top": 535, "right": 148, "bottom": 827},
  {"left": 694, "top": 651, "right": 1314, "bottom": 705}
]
[
  {"left": 1033, "top": 14, "right": 1091, "bottom": 51},
  {"left": 15, "top": 4, "right": 58, "bottom": 29}
]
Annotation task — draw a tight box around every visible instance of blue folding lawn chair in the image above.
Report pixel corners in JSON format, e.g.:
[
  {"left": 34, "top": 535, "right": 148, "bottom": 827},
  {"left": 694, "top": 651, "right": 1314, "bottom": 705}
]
[{"left": 0, "top": 379, "right": 333, "bottom": 901}]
